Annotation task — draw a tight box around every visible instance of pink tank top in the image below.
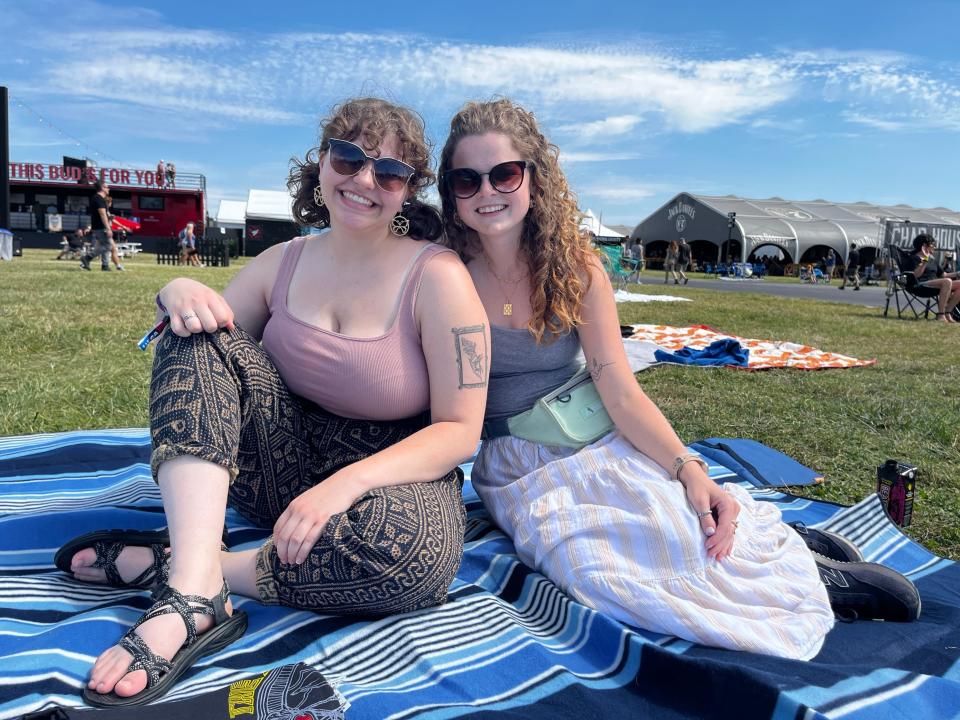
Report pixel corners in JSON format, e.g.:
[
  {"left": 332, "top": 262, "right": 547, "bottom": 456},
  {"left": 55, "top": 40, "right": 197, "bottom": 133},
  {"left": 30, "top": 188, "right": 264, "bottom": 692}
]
[{"left": 261, "top": 238, "right": 454, "bottom": 420}]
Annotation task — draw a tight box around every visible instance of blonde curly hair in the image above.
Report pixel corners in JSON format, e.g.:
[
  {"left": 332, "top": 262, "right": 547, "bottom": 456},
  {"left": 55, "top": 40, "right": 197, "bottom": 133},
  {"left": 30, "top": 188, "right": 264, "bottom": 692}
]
[{"left": 438, "top": 99, "right": 594, "bottom": 344}]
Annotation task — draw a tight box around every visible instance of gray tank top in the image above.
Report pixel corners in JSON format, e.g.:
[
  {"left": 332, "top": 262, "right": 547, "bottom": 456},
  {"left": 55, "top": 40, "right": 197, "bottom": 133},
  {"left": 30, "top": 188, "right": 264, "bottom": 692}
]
[{"left": 485, "top": 324, "right": 583, "bottom": 421}]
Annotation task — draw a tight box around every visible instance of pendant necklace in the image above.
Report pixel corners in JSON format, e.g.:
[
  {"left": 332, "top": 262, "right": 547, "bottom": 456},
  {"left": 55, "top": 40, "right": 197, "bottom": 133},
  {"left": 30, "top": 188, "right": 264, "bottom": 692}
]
[{"left": 484, "top": 253, "right": 526, "bottom": 317}]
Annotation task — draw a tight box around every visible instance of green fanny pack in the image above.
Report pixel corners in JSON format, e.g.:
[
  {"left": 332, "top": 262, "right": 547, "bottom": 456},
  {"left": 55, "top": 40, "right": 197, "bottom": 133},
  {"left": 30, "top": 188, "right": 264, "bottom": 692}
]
[{"left": 505, "top": 368, "right": 615, "bottom": 449}]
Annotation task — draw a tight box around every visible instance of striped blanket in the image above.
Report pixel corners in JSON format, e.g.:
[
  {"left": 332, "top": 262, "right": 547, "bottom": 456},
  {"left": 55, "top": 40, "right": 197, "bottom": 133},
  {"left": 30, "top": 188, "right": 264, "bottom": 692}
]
[{"left": 1, "top": 430, "right": 957, "bottom": 719}]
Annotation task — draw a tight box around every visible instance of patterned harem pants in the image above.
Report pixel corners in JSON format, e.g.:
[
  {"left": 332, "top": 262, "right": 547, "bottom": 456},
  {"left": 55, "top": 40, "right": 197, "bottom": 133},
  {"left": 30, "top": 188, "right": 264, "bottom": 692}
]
[{"left": 148, "top": 326, "right": 466, "bottom": 616}]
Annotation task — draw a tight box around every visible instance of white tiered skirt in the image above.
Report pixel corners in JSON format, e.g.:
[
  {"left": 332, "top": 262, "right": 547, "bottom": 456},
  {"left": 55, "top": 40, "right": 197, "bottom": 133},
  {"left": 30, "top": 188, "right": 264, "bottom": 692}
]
[{"left": 472, "top": 431, "right": 834, "bottom": 660}]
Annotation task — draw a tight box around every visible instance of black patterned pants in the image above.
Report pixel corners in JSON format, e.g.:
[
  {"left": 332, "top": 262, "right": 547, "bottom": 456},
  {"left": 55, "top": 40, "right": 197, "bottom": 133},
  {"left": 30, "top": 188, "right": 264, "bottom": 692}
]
[{"left": 148, "top": 326, "right": 466, "bottom": 616}]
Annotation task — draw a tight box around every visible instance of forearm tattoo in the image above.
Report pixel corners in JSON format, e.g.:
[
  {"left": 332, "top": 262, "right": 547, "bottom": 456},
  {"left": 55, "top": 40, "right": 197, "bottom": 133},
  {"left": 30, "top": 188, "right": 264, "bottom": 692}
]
[
  {"left": 452, "top": 324, "right": 488, "bottom": 389},
  {"left": 590, "top": 357, "right": 615, "bottom": 381}
]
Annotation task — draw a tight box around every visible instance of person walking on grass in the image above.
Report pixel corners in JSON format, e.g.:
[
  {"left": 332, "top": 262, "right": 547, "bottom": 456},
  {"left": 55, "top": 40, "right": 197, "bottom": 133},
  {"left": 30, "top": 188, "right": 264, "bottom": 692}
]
[
  {"left": 178, "top": 222, "right": 201, "bottom": 266},
  {"left": 839, "top": 243, "right": 861, "bottom": 291},
  {"left": 105, "top": 196, "right": 125, "bottom": 271},
  {"left": 80, "top": 180, "right": 113, "bottom": 272},
  {"left": 664, "top": 240, "right": 680, "bottom": 284},
  {"left": 677, "top": 237, "right": 691, "bottom": 285}
]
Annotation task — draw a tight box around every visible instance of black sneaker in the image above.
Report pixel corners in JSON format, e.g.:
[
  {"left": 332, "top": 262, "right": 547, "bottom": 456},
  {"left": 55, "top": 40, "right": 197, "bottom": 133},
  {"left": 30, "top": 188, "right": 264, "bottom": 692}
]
[
  {"left": 814, "top": 553, "right": 921, "bottom": 622},
  {"left": 790, "top": 521, "right": 863, "bottom": 562},
  {"left": 80, "top": 258, "right": 91, "bottom": 271},
  {"left": 101, "top": 265, "right": 111, "bottom": 271}
]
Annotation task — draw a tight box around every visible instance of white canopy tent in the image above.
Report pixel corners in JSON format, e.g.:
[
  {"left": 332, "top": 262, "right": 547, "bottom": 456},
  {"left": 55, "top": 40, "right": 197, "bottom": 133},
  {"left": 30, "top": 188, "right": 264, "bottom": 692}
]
[
  {"left": 246, "top": 189, "right": 295, "bottom": 222},
  {"left": 215, "top": 200, "right": 248, "bottom": 235},
  {"left": 581, "top": 209, "right": 624, "bottom": 239}
]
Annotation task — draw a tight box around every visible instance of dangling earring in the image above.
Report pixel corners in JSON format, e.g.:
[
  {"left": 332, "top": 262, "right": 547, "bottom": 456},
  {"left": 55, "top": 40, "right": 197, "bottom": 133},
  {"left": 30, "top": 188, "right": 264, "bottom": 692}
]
[
  {"left": 313, "top": 184, "right": 324, "bottom": 207},
  {"left": 391, "top": 212, "right": 410, "bottom": 237},
  {"left": 452, "top": 211, "right": 463, "bottom": 228}
]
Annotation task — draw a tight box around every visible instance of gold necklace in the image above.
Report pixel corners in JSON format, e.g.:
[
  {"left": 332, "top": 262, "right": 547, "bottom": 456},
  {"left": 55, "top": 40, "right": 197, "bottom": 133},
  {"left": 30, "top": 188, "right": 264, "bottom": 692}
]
[{"left": 484, "top": 253, "right": 526, "bottom": 317}]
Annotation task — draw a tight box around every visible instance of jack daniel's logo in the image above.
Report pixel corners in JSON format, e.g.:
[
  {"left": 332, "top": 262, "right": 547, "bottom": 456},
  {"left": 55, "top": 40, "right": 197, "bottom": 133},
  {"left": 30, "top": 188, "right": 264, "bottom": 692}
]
[{"left": 667, "top": 200, "right": 696, "bottom": 233}]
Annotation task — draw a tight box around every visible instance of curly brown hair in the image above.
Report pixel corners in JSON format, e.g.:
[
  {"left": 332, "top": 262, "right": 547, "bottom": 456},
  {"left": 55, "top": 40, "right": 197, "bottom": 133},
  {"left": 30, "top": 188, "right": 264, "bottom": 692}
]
[
  {"left": 288, "top": 98, "right": 441, "bottom": 240},
  {"left": 438, "top": 99, "right": 594, "bottom": 344}
]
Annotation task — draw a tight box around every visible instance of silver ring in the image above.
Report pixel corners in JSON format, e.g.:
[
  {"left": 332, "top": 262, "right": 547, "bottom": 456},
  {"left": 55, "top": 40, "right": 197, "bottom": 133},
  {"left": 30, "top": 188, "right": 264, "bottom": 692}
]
[
  {"left": 696, "top": 509, "right": 712, "bottom": 519},
  {"left": 181, "top": 313, "right": 197, "bottom": 322}
]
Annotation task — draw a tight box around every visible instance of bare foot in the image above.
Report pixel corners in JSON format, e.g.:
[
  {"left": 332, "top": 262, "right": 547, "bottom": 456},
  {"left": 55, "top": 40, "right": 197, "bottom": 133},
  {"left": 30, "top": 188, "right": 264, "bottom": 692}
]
[
  {"left": 70, "top": 545, "right": 167, "bottom": 585},
  {"left": 86, "top": 576, "right": 231, "bottom": 698}
]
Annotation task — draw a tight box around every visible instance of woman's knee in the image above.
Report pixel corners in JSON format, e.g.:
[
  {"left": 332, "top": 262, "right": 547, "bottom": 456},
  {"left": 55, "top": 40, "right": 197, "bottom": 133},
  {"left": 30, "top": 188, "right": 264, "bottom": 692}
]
[{"left": 268, "top": 473, "right": 466, "bottom": 615}]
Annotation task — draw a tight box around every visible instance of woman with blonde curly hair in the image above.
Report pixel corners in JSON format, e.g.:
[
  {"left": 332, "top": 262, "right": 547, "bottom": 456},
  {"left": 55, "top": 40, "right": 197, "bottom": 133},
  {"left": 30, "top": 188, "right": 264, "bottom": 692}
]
[
  {"left": 437, "top": 98, "right": 847, "bottom": 659},
  {"left": 56, "top": 97, "right": 489, "bottom": 706}
]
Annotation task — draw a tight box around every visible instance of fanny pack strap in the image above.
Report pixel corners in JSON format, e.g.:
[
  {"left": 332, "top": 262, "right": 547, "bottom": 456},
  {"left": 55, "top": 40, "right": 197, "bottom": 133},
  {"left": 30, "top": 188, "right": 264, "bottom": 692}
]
[{"left": 481, "top": 417, "right": 512, "bottom": 440}]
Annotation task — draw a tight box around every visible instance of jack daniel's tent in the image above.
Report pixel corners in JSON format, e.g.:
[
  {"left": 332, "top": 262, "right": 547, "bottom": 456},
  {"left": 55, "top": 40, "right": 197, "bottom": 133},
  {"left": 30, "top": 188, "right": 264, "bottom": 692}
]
[{"left": 632, "top": 193, "right": 960, "bottom": 266}]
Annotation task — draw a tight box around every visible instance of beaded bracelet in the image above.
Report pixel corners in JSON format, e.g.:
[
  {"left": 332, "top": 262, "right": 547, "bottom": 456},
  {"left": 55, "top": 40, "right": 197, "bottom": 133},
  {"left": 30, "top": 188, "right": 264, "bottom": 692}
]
[{"left": 670, "top": 453, "right": 709, "bottom": 483}]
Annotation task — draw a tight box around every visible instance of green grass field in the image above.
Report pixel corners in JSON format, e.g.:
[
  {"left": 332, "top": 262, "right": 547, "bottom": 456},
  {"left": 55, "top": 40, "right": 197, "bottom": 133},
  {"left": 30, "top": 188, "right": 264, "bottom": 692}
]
[{"left": 2, "top": 250, "right": 958, "bottom": 558}]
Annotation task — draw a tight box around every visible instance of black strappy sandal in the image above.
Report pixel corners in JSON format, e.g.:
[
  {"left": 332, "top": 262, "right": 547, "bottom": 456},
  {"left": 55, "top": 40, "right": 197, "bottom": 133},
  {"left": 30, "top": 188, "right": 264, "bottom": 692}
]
[
  {"left": 83, "top": 581, "right": 248, "bottom": 707},
  {"left": 55, "top": 528, "right": 232, "bottom": 591},
  {"left": 54, "top": 529, "right": 172, "bottom": 590}
]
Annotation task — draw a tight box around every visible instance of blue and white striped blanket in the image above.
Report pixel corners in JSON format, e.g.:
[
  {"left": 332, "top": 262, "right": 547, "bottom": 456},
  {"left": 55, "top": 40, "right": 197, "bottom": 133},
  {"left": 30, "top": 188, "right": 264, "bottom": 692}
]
[{"left": 1, "top": 429, "right": 958, "bottom": 719}]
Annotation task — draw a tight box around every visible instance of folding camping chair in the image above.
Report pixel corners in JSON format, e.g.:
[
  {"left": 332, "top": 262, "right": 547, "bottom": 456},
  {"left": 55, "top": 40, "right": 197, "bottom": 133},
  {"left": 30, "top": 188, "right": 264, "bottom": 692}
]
[
  {"left": 598, "top": 243, "right": 641, "bottom": 290},
  {"left": 883, "top": 244, "right": 940, "bottom": 320}
]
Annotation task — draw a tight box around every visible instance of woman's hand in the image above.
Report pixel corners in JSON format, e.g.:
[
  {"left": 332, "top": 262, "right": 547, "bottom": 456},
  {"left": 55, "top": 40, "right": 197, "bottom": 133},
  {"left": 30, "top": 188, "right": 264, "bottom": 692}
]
[
  {"left": 158, "top": 278, "right": 235, "bottom": 336},
  {"left": 680, "top": 468, "right": 740, "bottom": 561},
  {"left": 273, "top": 473, "right": 362, "bottom": 565}
]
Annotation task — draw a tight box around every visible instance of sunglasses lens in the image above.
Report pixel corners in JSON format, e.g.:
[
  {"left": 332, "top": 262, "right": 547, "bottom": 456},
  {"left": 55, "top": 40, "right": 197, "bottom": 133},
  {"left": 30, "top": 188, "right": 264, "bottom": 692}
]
[
  {"left": 489, "top": 161, "right": 525, "bottom": 193},
  {"left": 374, "top": 159, "right": 414, "bottom": 193},
  {"left": 448, "top": 169, "right": 482, "bottom": 198},
  {"left": 328, "top": 140, "right": 413, "bottom": 192},
  {"left": 328, "top": 141, "right": 365, "bottom": 176}
]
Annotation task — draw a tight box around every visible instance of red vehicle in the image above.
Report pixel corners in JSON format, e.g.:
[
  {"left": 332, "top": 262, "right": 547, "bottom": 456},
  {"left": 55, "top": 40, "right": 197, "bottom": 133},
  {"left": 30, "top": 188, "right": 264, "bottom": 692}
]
[{"left": 6, "top": 160, "right": 205, "bottom": 249}]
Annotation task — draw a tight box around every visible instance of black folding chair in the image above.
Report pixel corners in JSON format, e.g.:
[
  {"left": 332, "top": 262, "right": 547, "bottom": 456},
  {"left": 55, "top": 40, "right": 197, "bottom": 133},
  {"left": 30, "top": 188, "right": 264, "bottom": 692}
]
[{"left": 883, "top": 245, "right": 940, "bottom": 320}]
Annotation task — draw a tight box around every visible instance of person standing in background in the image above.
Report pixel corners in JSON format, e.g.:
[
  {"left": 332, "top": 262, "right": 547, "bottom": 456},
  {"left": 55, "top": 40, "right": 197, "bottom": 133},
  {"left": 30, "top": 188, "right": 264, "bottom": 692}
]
[
  {"left": 824, "top": 251, "right": 836, "bottom": 284},
  {"left": 156, "top": 160, "right": 166, "bottom": 189},
  {"left": 166, "top": 161, "right": 177, "bottom": 188}
]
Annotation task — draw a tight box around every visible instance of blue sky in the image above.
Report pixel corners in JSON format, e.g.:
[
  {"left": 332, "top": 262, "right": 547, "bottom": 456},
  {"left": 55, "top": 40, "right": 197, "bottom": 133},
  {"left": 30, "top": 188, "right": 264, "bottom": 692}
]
[{"left": 2, "top": 0, "right": 958, "bottom": 226}]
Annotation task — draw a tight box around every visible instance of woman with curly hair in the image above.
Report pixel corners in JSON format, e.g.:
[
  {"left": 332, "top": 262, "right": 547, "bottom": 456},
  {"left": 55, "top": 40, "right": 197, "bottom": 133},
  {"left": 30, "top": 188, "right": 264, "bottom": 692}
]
[
  {"left": 56, "top": 98, "right": 489, "bottom": 706},
  {"left": 437, "top": 98, "right": 846, "bottom": 659}
]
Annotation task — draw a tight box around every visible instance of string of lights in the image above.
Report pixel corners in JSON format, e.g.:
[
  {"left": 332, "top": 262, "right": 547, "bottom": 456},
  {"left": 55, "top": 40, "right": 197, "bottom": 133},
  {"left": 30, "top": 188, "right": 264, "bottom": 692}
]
[{"left": 10, "top": 94, "right": 131, "bottom": 168}]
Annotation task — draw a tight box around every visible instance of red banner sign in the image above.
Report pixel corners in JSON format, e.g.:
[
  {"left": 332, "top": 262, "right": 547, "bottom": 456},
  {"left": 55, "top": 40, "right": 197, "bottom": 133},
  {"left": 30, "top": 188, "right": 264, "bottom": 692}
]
[{"left": 8, "top": 162, "right": 167, "bottom": 188}]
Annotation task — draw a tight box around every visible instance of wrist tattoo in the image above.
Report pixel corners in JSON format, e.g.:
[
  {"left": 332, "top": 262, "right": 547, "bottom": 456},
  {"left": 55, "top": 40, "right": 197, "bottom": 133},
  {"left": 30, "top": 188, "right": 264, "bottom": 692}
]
[
  {"left": 452, "top": 324, "right": 488, "bottom": 389},
  {"left": 590, "top": 357, "right": 615, "bottom": 381}
]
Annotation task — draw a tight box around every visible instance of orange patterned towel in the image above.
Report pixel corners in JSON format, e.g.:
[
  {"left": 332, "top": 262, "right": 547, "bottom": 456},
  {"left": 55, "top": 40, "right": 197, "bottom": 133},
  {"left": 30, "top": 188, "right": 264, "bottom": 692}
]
[{"left": 626, "top": 324, "right": 876, "bottom": 370}]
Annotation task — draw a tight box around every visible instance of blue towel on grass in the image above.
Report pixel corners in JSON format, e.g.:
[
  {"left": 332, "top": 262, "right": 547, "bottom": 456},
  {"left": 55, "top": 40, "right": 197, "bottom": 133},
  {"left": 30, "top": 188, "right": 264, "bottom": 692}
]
[{"left": 653, "top": 338, "right": 749, "bottom": 367}]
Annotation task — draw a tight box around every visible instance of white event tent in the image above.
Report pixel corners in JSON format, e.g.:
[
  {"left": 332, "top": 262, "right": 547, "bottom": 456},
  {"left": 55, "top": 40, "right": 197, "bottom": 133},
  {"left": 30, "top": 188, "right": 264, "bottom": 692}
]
[{"left": 580, "top": 209, "right": 624, "bottom": 239}]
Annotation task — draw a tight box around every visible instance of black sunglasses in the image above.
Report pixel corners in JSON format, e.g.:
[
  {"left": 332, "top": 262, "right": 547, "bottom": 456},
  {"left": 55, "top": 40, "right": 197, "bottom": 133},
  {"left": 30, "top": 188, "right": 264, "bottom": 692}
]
[
  {"left": 326, "top": 138, "right": 415, "bottom": 193},
  {"left": 444, "top": 160, "right": 530, "bottom": 199}
]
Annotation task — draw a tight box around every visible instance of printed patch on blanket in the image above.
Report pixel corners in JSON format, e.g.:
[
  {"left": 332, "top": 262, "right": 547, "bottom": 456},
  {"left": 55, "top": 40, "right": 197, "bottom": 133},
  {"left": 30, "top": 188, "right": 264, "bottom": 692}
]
[
  {"left": 18, "top": 663, "right": 346, "bottom": 720},
  {"left": 625, "top": 324, "right": 876, "bottom": 370}
]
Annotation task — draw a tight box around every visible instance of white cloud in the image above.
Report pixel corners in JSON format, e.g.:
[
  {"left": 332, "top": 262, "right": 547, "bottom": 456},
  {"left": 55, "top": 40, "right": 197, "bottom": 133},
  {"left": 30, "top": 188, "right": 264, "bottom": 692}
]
[
  {"left": 842, "top": 112, "right": 907, "bottom": 131},
  {"left": 577, "top": 181, "right": 660, "bottom": 202},
  {"left": 556, "top": 115, "right": 644, "bottom": 143},
  {"left": 560, "top": 151, "right": 645, "bottom": 163},
  {"left": 7, "top": 20, "right": 959, "bottom": 161}
]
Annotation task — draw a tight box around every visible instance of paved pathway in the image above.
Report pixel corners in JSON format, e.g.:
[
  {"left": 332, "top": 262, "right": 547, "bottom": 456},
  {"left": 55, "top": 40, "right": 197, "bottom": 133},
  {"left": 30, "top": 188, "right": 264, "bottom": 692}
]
[{"left": 637, "top": 276, "right": 891, "bottom": 309}]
